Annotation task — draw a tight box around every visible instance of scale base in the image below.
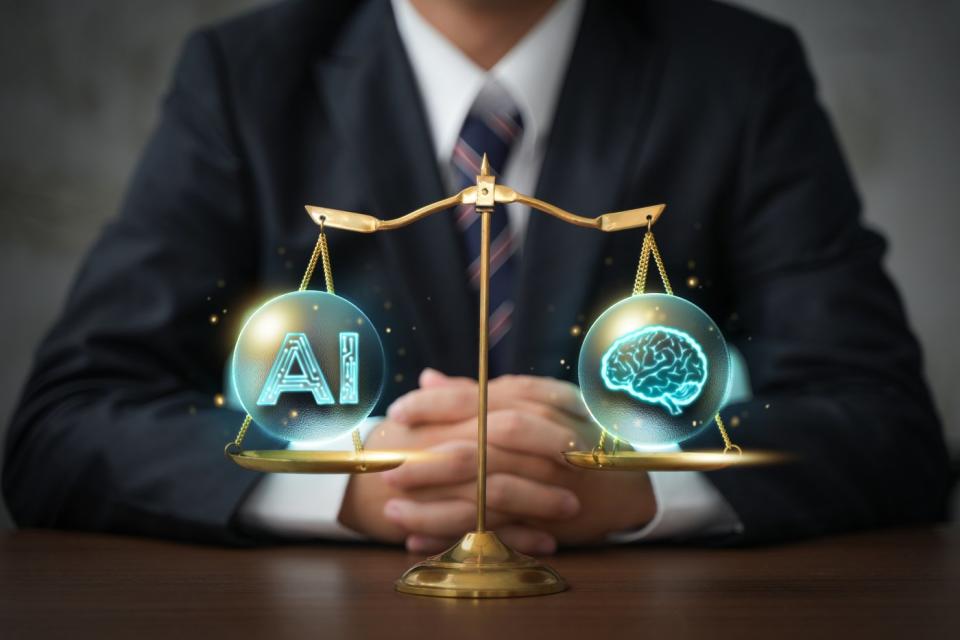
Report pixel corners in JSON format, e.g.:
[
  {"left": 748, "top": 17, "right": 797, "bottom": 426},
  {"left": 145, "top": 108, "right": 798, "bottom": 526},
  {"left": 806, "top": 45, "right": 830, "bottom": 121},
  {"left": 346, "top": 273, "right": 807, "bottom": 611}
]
[{"left": 395, "top": 531, "right": 566, "bottom": 598}]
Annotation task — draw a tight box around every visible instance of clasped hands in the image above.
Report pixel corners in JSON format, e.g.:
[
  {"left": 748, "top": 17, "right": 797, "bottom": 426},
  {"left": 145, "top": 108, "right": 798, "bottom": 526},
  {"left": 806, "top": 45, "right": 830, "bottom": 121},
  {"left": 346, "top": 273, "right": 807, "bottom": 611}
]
[{"left": 338, "top": 369, "right": 656, "bottom": 554}]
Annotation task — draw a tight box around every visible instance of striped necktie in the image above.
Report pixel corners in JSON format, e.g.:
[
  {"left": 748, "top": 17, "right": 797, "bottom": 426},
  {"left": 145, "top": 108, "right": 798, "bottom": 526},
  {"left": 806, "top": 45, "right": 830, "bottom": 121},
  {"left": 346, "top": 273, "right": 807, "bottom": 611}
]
[{"left": 451, "top": 91, "right": 524, "bottom": 376}]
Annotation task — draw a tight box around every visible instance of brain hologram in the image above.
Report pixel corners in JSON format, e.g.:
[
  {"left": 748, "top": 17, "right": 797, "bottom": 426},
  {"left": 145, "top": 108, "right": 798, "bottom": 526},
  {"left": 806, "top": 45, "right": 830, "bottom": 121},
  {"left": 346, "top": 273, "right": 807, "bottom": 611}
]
[{"left": 600, "top": 326, "right": 708, "bottom": 416}]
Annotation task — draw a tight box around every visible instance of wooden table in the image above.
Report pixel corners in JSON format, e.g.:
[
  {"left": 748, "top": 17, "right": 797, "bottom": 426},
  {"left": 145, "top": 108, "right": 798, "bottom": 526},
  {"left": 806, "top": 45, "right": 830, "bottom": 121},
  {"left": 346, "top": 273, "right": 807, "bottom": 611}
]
[{"left": 1, "top": 528, "right": 958, "bottom": 639}]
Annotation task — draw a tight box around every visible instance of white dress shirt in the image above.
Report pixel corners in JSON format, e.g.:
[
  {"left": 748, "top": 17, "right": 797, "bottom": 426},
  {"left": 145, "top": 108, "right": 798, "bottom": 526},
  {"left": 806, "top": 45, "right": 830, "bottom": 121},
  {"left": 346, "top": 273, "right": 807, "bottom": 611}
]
[{"left": 240, "top": 0, "right": 742, "bottom": 543}]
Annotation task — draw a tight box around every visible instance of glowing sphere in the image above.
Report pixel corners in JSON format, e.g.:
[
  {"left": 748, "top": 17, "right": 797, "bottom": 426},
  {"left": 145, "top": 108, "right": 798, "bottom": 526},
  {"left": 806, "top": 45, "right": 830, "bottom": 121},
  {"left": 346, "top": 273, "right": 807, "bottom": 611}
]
[
  {"left": 232, "top": 290, "right": 385, "bottom": 443},
  {"left": 578, "top": 294, "right": 729, "bottom": 449}
]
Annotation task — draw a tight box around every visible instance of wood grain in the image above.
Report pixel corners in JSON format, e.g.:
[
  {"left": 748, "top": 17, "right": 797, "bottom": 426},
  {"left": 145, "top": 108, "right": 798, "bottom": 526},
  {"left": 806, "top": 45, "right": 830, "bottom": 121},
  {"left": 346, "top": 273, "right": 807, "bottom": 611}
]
[{"left": 1, "top": 528, "right": 958, "bottom": 639}]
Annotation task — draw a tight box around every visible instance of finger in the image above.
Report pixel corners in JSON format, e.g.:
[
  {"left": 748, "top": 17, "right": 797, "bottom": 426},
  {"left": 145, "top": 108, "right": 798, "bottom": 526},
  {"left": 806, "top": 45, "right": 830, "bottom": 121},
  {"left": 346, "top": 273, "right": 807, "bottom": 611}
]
[
  {"left": 406, "top": 525, "right": 557, "bottom": 556},
  {"left": 389, "top": 377, "right": 590, "bottom": 425},
  {"left": 405, "top": 534, "right": 455, "bottom": 554},
  {"left": 511, "top": 399, "right": 598, "bottom": 440},
  {"left": 494, "top": 525, "right": 558, "bottom": 555},
  {"left": 383, "top": 499, "right": 510, "bottom": 537},
  {"left": 408, "top": 474, "right": 580, "bottom": 521},
  {"left": 483, "top": 409, "right": 586, "bottom": 458},
  {"left": 419, "top": 368, "right": 475, "bottom": 389},
  {"left": 383, "top": 441, "right": 561, "bottom": 490},
  {"left": 489, "top": 375, "right": 589, "bottom": 418},
  {"left": 415, "top": 410, "right": 585, "bottom": 459},
  {"left": 486, "top": 473, "right": 579, "bottom": 520},
  {"left": 386, "top": 385, "right": 478, "bottom": 424}
]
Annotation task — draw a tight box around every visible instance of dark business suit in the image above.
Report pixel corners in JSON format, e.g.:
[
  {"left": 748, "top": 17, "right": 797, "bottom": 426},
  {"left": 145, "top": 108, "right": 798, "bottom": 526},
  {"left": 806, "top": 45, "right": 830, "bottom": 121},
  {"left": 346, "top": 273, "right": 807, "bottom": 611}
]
[{"left": 3, "top": 0, "right": 950, "bottom": 544}]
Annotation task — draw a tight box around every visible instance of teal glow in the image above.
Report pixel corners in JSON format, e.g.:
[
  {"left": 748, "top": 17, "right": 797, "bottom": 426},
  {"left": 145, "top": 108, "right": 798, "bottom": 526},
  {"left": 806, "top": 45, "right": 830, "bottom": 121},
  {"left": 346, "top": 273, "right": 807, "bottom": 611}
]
[
  {"left": 578, "top": 294, "right": 730, "bottom": 448},
  {"left": 339, "top": 332, "right": 359, "bottom": 405},
  {"left": 232, "top": 290, "right": 385, "bottom": 443},
  {"left": 257, "top": 332, "right": 334, "bottom": 406},
  {"left": 600, "top": 325, "right": 708, "bottom": 416}
]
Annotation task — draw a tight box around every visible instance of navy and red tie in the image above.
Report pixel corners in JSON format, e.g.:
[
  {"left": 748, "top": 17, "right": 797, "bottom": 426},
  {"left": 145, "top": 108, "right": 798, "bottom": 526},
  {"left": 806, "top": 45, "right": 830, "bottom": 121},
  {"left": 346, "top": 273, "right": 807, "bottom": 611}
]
[{"left": 451, "top": 92, "right": 524, "bottom": 376}]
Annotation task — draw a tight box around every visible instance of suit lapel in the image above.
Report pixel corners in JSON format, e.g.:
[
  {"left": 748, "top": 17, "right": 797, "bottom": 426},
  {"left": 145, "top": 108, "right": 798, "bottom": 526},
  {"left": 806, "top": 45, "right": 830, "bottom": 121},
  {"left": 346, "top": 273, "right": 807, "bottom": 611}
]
[
  {"left": 313, "top": 1, "right": 476, "bottom": 375},
  {"left": 509, "top": 1, "right": 665, "bottom": 377}
]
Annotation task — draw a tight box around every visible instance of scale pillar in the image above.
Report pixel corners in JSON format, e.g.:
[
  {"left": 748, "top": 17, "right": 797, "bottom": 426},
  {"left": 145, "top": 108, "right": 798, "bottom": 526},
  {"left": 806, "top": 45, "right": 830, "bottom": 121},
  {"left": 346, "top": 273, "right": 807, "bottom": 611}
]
[{"left": 394, "top": 156, "right": 567, "bottom": 598}]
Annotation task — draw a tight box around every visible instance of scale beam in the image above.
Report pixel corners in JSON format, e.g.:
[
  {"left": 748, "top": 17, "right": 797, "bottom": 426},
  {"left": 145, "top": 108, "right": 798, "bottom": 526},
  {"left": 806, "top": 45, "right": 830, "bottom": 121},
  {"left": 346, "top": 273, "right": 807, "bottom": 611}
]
[
  {"left": 302, "top": 161, "right": 669, "bottom": 598},
  {"left": 305, "top": 187, "right": 665, "bottom": 234}
]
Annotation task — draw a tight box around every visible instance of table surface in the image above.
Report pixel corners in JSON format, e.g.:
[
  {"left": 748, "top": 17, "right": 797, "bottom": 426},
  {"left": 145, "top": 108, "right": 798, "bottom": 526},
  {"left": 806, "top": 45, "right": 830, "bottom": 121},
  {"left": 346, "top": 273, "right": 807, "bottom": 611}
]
[{"left": 1, "top": 528, "right": 958, "bottom": 639}]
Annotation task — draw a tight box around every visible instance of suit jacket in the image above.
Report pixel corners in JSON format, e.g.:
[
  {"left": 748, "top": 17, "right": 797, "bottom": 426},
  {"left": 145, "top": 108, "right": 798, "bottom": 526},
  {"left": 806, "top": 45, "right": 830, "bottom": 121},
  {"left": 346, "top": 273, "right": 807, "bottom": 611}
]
[{"left": 3, "top": 0, "right": 950, "bottom": 544}]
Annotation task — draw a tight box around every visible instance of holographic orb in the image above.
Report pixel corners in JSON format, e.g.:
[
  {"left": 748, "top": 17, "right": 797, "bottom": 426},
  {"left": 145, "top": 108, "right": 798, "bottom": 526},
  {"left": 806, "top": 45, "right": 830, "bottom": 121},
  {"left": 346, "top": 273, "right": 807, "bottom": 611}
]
[
  {"left": 232, "top": 290, "right": 385, "bottom": 443},
  {"left": 578, "top": 294, "right": 729, "bottom": 449}
]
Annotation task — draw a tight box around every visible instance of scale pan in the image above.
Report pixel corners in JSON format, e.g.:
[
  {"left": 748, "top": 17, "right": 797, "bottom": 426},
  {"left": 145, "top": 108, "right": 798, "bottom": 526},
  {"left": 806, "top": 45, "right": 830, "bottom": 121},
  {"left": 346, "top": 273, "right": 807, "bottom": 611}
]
[
  {"left": 227, "top": 449, "right": 405, "bottom": 474},
  {"left": 563, "top": 449, "right": 786, "bottom": 472}
]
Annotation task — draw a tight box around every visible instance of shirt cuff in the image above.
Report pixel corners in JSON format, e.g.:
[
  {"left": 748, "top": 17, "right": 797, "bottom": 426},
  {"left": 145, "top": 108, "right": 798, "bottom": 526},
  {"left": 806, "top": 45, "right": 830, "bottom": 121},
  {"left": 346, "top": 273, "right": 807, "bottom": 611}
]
[
  {"left": 607, "top": 448, "right": 744, "bottom": 543},
  {"left": 237, "top": 418, "right": 381, "bottom": 541}
]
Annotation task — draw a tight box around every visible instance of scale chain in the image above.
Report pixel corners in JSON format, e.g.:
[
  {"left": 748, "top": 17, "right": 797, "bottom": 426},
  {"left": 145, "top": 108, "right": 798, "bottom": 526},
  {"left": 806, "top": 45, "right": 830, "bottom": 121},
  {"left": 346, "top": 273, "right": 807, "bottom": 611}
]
[
  {"left": 596, "top": 223, "right": 740, "bottom": 455},
  {"left": 227, "top": 221, "right": 359, "bottom": 453}
]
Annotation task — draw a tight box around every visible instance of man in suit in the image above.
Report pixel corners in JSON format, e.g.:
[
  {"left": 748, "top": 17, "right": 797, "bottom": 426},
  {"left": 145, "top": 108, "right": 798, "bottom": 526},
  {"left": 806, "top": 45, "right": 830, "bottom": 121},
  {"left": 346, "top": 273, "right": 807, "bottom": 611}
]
[{"left": 3, "top": 0, "right": 951, "bottom": 551}]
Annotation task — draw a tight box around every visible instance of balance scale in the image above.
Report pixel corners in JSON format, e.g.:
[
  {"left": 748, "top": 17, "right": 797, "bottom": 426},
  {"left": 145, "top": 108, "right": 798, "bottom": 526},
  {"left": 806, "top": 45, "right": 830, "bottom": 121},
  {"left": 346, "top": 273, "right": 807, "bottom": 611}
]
[{"left": 224, "top": 155, "right": 782, "bottom": 598}]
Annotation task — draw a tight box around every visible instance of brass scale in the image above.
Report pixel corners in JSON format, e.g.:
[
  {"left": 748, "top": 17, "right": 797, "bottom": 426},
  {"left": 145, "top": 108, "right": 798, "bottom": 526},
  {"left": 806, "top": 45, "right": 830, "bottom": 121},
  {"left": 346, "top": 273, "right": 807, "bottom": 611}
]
[{"left": 224, "top": 156, "right": 777, "bottom": 598}]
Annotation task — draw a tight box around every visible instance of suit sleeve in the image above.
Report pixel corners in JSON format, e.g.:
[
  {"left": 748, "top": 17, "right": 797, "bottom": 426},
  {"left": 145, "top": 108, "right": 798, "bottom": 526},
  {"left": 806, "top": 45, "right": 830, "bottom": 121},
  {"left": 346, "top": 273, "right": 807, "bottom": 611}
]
[
  {"left": 695, "top": 28, "right": 950, "bottom": 542},
  {"left": 2, "top": 31, "right": 280, "bottom": 543}
]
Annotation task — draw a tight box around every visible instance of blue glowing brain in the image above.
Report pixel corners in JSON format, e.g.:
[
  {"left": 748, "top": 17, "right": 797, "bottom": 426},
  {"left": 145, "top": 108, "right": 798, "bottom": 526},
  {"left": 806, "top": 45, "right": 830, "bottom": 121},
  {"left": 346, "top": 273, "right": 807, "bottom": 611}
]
[{"left": 600, "top": 326, "right": 708, "bottom": 416}]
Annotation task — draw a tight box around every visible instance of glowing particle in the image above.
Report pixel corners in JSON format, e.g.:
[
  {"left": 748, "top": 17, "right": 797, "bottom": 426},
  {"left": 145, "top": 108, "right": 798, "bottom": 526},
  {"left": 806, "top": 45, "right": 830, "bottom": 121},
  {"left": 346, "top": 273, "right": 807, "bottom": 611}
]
[
  {"left": 214, "top": 394, "right": 225, "bottom": 407},
  {"left": 385, "top": 327, "right": 392, "bottom": 334},
  {"left": 688, "top": 260, "right": 696, "bottom": 270},
  {"left": 312, "top": 304, "right": 319, "bottom": 311},
  {"left": 384, "top": 300, "right": 393, "bottom": 310},
  {"left": 394, "top": 373, "right": 404, "bottom": 383},
  {"left": 209, "top": 314, "right": 220, "bottom": 325},
  {"left": 397, "top": 347, "right": 407, "bottom": 356},
  {"left": 216, "top": 279, "right": 226, "bottom": 288},
  {"left": 604, "top": 256, "right": 614, "bottom": 266},
  {"left": 356, "top": 317, "right": 364, "bottom": 326},
  {"left": 560, "top": 358, "right": 566, "bottom": 365},
  {"left": 570, "top": 325, "right": 582, "bottom": 337},
  {"left": 289, "top": 409, "right": 299, "bottom": 418},
  {"left": 730, "top": 416, "right": 741, "bottom": 427},
  {"left": 686, "top": 276, "right": 699, "bottom": 288},
  {"left": 764, "top": 403, "right": 770, "bottom": 409},
  {"left": 277, "top": 246, "right": 286, "bottom": 255},
  {"left": 188, "top": 405, "right": 197, "bottom": 415}
]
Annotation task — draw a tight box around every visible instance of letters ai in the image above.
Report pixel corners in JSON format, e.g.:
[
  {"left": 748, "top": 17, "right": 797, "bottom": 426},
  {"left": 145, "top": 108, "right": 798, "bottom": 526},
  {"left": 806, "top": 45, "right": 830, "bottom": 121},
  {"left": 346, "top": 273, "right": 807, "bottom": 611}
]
[{"left": 257, "top": 332, "right": 359, "bottom": 406}]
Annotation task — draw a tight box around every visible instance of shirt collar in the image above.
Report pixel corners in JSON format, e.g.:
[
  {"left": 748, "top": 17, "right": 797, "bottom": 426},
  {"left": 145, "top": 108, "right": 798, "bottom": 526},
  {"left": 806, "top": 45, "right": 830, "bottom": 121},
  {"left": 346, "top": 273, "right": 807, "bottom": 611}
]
[{"left": 391, "top": 0, "right": 585, "bottom": 162}]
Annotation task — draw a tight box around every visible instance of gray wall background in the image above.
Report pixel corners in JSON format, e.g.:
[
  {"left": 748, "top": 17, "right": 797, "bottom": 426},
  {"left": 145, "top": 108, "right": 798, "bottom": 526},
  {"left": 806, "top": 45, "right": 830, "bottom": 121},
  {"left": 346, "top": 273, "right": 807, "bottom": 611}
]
[{"left": 0, "top": 1, "right": 958, "bottom": 529}]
